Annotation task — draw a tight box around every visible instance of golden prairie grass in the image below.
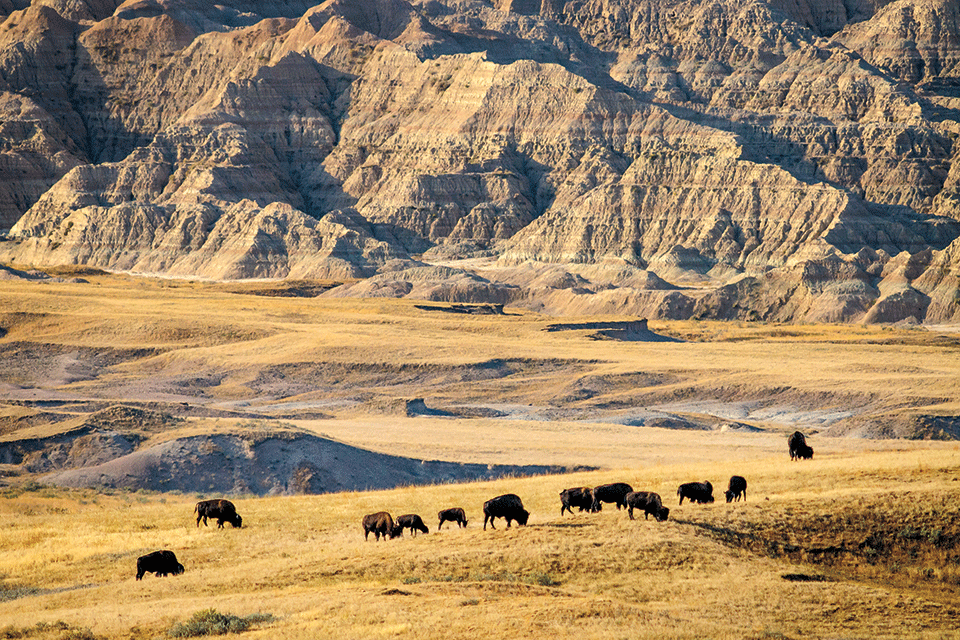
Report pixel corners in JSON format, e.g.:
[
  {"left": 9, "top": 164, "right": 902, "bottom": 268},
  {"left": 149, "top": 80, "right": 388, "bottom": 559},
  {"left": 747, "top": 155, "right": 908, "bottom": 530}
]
[
  {"left": 1, "top": 446, "right": 959, "bottom": 640},
  {"left": 1, "top": 273, "right": 960, "bottom": 638}
]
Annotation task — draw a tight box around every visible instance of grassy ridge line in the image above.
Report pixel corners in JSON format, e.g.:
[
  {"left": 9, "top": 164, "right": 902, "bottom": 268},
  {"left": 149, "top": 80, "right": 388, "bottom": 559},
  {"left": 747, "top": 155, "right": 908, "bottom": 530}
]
[{"left": 2, "top": 447, "right": 959, "bottom": 639}]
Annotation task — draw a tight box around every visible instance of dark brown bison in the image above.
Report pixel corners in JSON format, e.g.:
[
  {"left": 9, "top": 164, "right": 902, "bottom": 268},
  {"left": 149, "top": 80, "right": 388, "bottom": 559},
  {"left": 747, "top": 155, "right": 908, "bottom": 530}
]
[
  {"left": 395, "top": 514, "right": 429, "bottom": 537},
  {"left": 559, "top": 487, "right": 596, "bottom": 515},
  {"left": 483, "top": 494, "right": 529, "bottom": 530},
  {"left": 625, "top": 491, "right": 670, "bottom": 521},
  {"left": 725, "top": 475, "right": 747, "bottom": 502},
  {"left": 195, "top": 499, "right": 242, "bottom": 528},
  {"left": 677, "top": 481, "right": 714, "bottom": 505},
  {"left": 136, "top": 550, "right": 184, "bottom": 580},
  {"left": 788, "top": 431, "right": 813, "bottom": 460},
  {"left": 592, "top": 482, "right": 634, "bottom": 511},
  {"left": 362, "top": 511, "right": 398, "bottom": 541},
  {"left": 438, "top": 507, "right": 467, "bottom": 529}
]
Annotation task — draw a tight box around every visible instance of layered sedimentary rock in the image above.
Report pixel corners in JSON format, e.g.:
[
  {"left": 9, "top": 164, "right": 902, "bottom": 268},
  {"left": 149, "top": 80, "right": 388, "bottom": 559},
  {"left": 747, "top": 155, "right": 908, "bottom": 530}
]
[{"left": 0, "top": 0, "right": 959, "bottom": 321}]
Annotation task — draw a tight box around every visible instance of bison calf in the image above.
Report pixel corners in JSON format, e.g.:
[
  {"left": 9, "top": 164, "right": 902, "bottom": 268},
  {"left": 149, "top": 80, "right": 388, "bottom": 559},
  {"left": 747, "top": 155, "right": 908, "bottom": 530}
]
[
  {"left": 625, "top": 491, "right": 670, "bottom": 521},
  {"left": 592, "top": 482, "right": 634, "bottom": 511},
  {"left": 438, "top": 507, "right": 467, "bottom": 529},
  {"left": 362, "top": 511, "right": 399, "bottom": 541},
  {"left": 136, "top": 550, "right": 184, "bottom": 581},
  {"left": 483, "top": 494, "right": 529, "bottom": 530},
  {"left": 677, "top": 481, "right": 714, "bottom": 505},
  {"left": 725, "top": 475, "right": 747, "bottom": 502},
  {"left": 395, "top": 514, "right": 429, "bottom": 537},
  {"left": 559, "top": 487, "right": 596, "bottom": 515},
  {"left": 195, "top": 499, "right": 242, "bottom": 529}
]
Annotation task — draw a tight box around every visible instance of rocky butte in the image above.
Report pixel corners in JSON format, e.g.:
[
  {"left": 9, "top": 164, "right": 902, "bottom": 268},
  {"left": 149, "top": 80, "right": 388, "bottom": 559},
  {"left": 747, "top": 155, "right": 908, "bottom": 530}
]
[{"left": 0, "top": 0, "right": 959, "bottom": 323}]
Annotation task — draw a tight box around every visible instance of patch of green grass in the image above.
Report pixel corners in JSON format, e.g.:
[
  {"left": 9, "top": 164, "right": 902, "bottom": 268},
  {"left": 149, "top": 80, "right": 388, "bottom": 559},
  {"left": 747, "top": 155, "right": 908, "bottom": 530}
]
[{"left": 167, "top": 610, "right": 273, "bottom": 637}]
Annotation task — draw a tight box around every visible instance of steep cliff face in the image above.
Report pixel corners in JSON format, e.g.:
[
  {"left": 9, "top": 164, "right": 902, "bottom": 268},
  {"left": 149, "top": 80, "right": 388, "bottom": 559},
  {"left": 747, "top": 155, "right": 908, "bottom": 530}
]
[{"left": 1, "top": 0, "right": 959, "bottom": 322}]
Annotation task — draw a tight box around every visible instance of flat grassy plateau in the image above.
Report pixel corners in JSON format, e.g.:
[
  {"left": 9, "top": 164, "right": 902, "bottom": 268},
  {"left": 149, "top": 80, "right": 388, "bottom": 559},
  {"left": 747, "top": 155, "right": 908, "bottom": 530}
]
[{"left": 0, "top": 271, "right": 959, "bottom": 639}]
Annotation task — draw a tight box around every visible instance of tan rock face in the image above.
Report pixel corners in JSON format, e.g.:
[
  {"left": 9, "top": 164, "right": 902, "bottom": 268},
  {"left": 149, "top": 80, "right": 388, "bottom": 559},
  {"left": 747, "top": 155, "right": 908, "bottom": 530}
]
[{"left": 1, "top": 0, "right": 959, "bottom": 322}]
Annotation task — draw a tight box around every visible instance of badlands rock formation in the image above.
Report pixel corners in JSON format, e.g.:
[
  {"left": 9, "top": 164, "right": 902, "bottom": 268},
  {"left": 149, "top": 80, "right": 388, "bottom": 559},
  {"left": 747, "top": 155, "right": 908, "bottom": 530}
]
[{"left": 0, "top": 0, "right": 959, "bottom": 322}]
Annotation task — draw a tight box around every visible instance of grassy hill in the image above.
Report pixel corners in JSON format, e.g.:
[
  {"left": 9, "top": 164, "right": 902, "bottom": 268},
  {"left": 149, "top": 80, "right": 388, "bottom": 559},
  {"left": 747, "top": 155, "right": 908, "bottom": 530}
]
[{"left": 1, "top": 444, "right": 959, "bottom": 640}]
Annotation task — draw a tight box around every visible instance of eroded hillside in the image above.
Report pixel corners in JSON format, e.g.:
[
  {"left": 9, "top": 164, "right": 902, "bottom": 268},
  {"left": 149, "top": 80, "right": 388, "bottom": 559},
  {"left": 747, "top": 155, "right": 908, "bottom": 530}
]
[{"left": 1, "top": 0, "right": 960, "bottom": 322}]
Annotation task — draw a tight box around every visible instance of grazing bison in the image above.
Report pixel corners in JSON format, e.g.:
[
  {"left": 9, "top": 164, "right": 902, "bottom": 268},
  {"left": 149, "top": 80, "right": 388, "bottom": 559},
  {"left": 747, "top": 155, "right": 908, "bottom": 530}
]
[
  {"left": 725, "top": 475, "right": 747, "bottom": 502},
  {"left": 677, "top": 481, "right": 714, "bottom": 505},
  {"left": 136, "top": 550, "right": 184, "bottom": 581},
  {"left": 395, "top": 514, "right": 429, "bottom": 537},
  {"left": 560, "top": 487, "right": 596, "bottom": 515},
  {"left": 362, "top": 511, "right": 398, "bottom": 541},
  {"left": 483, "top": 494, "right": 529, "bottom": 530},
  {"left": 195, "top": 499, "right": 242, "bottom": 528},
  {"left": 592, "top": 482, "right": 634, "bottom": 511},
  {"left": 438, "top": 507, "right": 467, "bottom": 529},
  {"left": 788, "top": 431, "right": 813, "bottom": 461},
  {"left": 625, "top": 491, "right": 670, "bottom": 521}
]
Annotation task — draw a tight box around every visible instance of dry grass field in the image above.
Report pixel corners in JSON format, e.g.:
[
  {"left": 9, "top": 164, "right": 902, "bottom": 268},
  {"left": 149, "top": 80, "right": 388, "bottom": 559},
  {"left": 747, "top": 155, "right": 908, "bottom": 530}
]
[{"left": 1, "top": 269, "right": 959, "bottom": 638}]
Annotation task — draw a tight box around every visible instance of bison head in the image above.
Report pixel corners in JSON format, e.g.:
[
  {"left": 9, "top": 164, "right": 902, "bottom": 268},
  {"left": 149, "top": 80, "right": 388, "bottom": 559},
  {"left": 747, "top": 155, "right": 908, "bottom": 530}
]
[
  {"left": 725, "top": 490, "right": 735, "bottom": 503},
  {"left": 517, "top": 509, "right": 530, "bottom": 526},
  {"left": 656, "top": 507, "right": 670, "bottom": 521}
]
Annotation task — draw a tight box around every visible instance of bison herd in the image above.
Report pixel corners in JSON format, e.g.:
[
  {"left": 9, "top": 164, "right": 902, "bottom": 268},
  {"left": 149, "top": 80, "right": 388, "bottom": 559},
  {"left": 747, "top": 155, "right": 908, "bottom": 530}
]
[
  {"left": 359, "top": 431, "right": 815, "bottom": 541},
  {"left": 137, "top": 432, "right": 811, "bottom": 577}
]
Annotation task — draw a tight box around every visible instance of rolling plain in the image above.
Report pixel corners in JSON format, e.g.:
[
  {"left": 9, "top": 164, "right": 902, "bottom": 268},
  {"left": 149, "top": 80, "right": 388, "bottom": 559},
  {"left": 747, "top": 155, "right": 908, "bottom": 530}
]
[{"left": 1, "top": 268, "right": 959, "bottom": 639}]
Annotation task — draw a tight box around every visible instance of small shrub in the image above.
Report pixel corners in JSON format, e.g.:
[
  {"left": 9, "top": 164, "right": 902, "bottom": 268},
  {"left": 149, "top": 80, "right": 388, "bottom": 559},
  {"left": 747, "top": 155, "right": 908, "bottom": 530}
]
[
  {"left": 167, "top": 610, "right": 273, "bottom": 637},
  {"left": 529, "top": 572, "right": 561, "bottom": 587}
]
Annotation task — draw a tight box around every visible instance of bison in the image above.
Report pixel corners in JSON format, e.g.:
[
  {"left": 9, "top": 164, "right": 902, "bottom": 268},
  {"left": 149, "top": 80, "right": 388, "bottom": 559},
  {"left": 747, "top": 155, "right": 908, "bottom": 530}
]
[
  {"left": 136, "top": 550, "right": 184, "bottom": 581},
  {"left": 195, "top": 499, "right": 242, "bottom": 528},
  {"left": 725, "top": 475, "right": 747, "bottom": 502},
  {"left": 395, "top": 514, "right": 429, "bottom": 537},
  {"left": 625, "top": 491, "right": 670, "bottom": 521},
  {"left": 560, "top": 487, "right": 596, "bottom": 515},
  {"left": 592, "top": 482, "right": 634, "bottom": 511},
  {"left": 788, "top": 431, "right": 813, "bottom": 461},
  {"left": 677, "top": 481, "right": 714, "bottom": 505},
  {"left": 438, "top": 507, "right": 467, "bottom": 529},
  {"left": 483, "top": 493, "right": 529, "bottom": 530},
  {"left": 362, "top": 511, "right": 398, "bottom": 541}
]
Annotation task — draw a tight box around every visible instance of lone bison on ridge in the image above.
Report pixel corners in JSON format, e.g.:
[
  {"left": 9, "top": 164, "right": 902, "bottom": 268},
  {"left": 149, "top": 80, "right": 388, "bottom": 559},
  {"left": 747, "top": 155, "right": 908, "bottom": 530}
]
[
  {"left": 136, "top": 550, "right": 184, "bottom": 580},
  {"left": 559, "top": 487, "right": 596, "bottom": 515},
  {"left": 483, "top": 494, "right": 529, "bottom": 530},
  {"left": 788, "top": 431, "right": 814, "bottom": 460},
  {"left": 625, "top": 491, "right": 670, "bottom": 521},
  {"left": 363, "top": 511, "right": 399, "bottom": 541},
  {"left": 592, "top": 482, "right": 634, "bottom": 511},
  {"left": 725, "top": 475, "right": 747, "bottom": 502},
  {"left": 678, "top": 481, "right": 714, "bottom": 505},
  {"left": 195, "top": 499, "right": 242, "bottom": 528},
  {"left": 395, "top": 514, "right": 429, "bottom": 537},
  {"left": 438, "top": 507, "right": 467, "bottom": 529}
]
